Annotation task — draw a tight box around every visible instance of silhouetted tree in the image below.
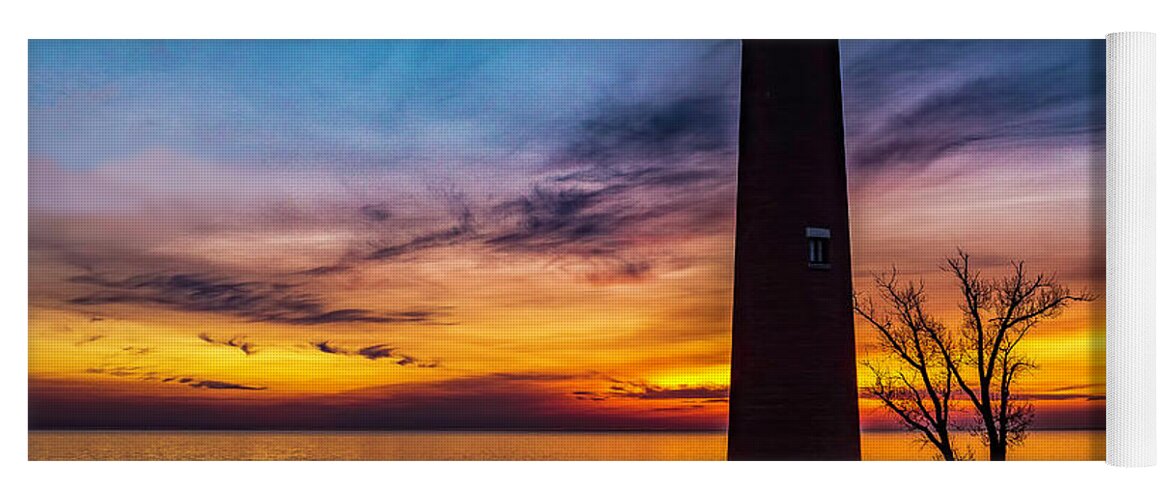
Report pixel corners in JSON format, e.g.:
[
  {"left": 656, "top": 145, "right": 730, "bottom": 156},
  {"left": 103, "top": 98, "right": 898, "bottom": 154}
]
[
  {"left": 855, "top": 271, "right": 961, "bottom": 460},
  {"left": 855, "top": 250, "right": 1095, "bottom": 461}
]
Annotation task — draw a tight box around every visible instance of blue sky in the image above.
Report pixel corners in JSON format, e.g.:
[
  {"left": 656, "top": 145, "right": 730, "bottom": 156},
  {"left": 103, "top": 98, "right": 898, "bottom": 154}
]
[{"left": 31, "top": 40, "right": 740, "bottom": 171}]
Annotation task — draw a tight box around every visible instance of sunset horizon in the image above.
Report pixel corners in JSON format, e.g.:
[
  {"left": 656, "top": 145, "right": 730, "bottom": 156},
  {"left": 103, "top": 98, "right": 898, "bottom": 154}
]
[
  {"left": 29, "top": 39, "right": 1104, "bottom": 460},
  {"left": 30, "top": 40, "right": 741, "bottom": 433}
]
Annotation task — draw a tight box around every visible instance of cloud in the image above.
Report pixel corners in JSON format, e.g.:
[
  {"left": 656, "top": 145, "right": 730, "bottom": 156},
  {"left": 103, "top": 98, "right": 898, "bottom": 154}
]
[
  {"left": 198, "top": 332, "right": 258, "bottom": 355},
  {"left": 85, "top": 366, "right": 266, "bottom": 391},
  {"left": 315, "top": 372, "right": 725, "bottom": 430},
  {"left": 32, "top": 370, "right": 727, "bottom": 430},
  {"left": 67, "top": 272, "right": 441, "bottom": 325},
  {"left": 29, "top": 41, "right": 742, "bottom": 300},
  {"left": 551, "top": 95, "right": 738, "bottom": 170},
  {"left": 497, "top": 92, "right": 739, "bottom": 253},
  {"left": 359, "top": 204, "right": 392, "bottom": 222},
  {"left": 29, "top": 53, "right": 741, "bottom": 297},
  {"left": 85, "top": 366, "right": 146, "bottom": 378},
  {"left": 554, "top": 165, "right": 726, "bottom": 191},
  {"left": 485, "top": 185, "right": 630, "bottom": 255},
  {"left": 486, "top": 372, "right": 582, "bottom": 382},
  {"left": 1048, "top": 383, "right": 1106, "bottom": 393},
  {"left": 354, "top": 91, "right": 739, "bottom": 276},
  {"left": 648, "top": 405, "right": 706, "bottom": 412},
  {"left": 188, "top": 380, "right": 266, "bottom": 391},
  {"left": 293, "top": 265, "right": 353, "bottom": 276},
  {"left": 310, "top": 341, "right": 439, "bottom": 368},
  {"left": 603, "top": 379, "right": 729, "bottom": 400},
  {"left": 481, "top": 179, "right": 727, "bottom": 284},
  {"left": 367, "top": 209, "right": 476, "bottom": 261},
  {"left": 841, "top": 40, "right": 1105, "bottom": 173},
  {"left": 73, "top": 334, "right": 105, "bottom": 346},
  {"left": 567, "top": 378, "right": 730, "bottom": 403},
  {"left": 311, "top": 341, "right": 346, "bottom": 355},
  {"left": 355, "top": 344, "right": 397, "bottom": 360},
  {"left": 467, "top": 92, "right": 738, "bottom": 281}
]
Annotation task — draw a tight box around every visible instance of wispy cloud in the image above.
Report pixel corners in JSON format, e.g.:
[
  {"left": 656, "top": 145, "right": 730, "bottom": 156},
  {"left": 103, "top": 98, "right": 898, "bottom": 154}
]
[
  {"left": 85, "top": 366, "right": 266, "bottom": 391},
  {"left": 485, "top": 185, "right": 631, "bottom": 254},
  {"left": 550, "top": 95, "right": 737, "bottom": 171},
  {"left": 603, "top": 379, "right": 729, "bottom": 400},
  {"left": 67, "top": 273, "right": 441, "bottom": 325},
  {"left": 841, "top": 40, "right": 1105, "bottom": 173},
  {"left": 311, "top": 341, "right": 346, "bottom": 355},
  {"left": 73, "top": 334, "right": 105, "bottom": 346},
  {"left": 310, "top": 341, "right": 439, "bottom": 368},
  {"left": 367, "top": 207, "right": 476, "bottom": 261},
  {"left": 350, "top": 84, "right": 739, "bottom": 279},
  {"left": 187, "top": 380, "right": 266, "bottom": 391},
  {"left": 198, "top": 332, "right": 258, "bottom": 355},
  {"left": 359, "top": 204, "right": 392, "bottom": 222},
  {"left": 567, "top": 378, "right": 730, "bottom": 403}
]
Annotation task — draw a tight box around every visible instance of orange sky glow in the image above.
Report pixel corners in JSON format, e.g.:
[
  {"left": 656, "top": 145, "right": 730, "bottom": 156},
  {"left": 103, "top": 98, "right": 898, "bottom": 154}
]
[{"left": 29, "top": 40, "right": 1104, "bottom": 433}]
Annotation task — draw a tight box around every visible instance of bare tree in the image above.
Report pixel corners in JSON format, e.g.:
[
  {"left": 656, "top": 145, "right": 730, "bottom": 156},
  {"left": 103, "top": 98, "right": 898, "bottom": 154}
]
[
  {"left": 855, "top": 271, "right": 960, "bottom": 460},
  {"left": 855, "top": 250, "right": 1095, "bottom": 461},
  {"left": 939, "top": 250, "right": 1095, "bottom": 461}
]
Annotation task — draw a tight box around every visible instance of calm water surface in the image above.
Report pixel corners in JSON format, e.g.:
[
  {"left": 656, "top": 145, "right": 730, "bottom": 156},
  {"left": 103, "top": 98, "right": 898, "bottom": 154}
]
[
  {"left": 28, "top": 430, "right": 1102, "bottom": 461},
  {"left": 861, "top": 430, "right": 1104, "bottom": 461},
  {"left": 29, "top": 431, "right": 726, "bottom": 460}
]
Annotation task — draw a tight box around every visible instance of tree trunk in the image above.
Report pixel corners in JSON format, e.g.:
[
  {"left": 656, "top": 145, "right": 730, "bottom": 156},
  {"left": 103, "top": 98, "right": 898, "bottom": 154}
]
[
  {"left": 937, "top": 430, "right": 956, "bottom": 461},
  {"left": 978, "top": 407, "right": 1004, "bottom": 460},
  {"left": 989, "top": 442, "right": 1007, "bottom": 461}
]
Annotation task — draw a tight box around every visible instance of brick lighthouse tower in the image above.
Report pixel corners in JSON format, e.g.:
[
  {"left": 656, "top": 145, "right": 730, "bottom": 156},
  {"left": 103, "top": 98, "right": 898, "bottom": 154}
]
[{"left": 727, "top": 40, "right": 862, "bottom": 460}]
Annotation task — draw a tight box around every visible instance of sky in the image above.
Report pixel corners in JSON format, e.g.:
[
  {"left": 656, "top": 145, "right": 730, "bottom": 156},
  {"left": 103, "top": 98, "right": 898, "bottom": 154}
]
[
  {"left": 29, "top": 40, "right": 1104, "bottom": 432},
  {"left": 841, "top": 40, "right": 1106, "bottom": 430},
  {"left": 29, "top": 40, "right": 741, "bottom": 430}
]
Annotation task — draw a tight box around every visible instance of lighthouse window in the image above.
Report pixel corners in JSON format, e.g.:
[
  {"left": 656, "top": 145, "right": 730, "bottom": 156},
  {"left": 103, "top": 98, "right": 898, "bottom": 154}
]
[{"left": 806, "top": 227, "right": 831, "bottom": 269}]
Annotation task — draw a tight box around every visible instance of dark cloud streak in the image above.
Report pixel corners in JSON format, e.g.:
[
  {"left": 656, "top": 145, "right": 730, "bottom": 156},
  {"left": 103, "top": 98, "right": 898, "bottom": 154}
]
[
  {"left": 551, "top": 95, "right": 738, "bottom": 169},
  {"left": 605, "top": 380, "right": 729, "bottom": 400},
  {"left": 841, "top": 40, "right": 1106, "bottom": 173},
  {"left": 85, "top": 366, "right": 266, "bottom": 391},
  {"left": 355, "top": 91, "right": 739, "bottom": 282},
  {"left": 310, "top": 341, "right": 439, "bottom": 368},
  {"left": 198, "top": 332, "right": 258, "bottom": 355},
  {"left": 367, "top": 205, "right": 476, "bottom": 261},
  {"left": 188, "top": 380, "right": 266, "bottom": 391},
  {"left": 67, "top": 272, "right": 441, "bottom": 325}
]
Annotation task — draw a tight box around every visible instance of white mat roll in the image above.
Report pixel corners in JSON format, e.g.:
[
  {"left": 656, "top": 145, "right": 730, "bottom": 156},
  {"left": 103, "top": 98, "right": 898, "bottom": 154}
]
[{"left": 1106, "top": 31, "right": 1156, "bottom": 467}]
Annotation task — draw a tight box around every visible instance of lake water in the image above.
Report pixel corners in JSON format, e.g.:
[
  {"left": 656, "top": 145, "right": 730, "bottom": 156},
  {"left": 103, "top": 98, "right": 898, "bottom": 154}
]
[
  {"left": 28, "top": 430, "right": 1103, "bottom": 461},
  {"left": 860, "top": 430, "right": 1104, "bottom": 461}
]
